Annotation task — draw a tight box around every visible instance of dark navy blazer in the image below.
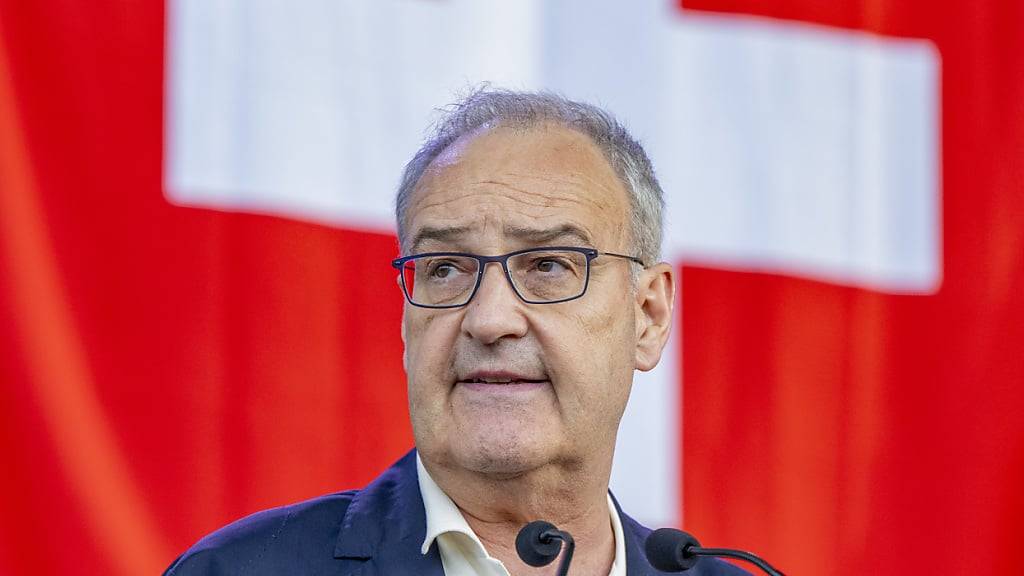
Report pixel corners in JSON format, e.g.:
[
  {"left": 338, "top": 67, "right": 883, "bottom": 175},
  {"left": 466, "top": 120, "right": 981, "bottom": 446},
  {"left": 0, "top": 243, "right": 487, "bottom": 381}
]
[{"left": 164, "top": 450, "right": 748, "bottom": 575}]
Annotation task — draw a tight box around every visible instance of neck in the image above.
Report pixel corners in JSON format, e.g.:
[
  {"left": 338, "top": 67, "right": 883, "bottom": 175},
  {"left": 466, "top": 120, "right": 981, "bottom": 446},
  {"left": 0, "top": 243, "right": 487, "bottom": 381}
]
[{"left": 423, "top": 454, "right": 617, "bottom": 576}]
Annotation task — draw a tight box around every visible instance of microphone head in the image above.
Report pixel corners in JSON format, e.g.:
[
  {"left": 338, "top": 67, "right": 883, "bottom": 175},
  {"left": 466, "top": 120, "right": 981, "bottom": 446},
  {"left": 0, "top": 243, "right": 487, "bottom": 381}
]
[
  {"left": 645, "top": 528, "right": 702, "bottom": 572},
  {"left": 515, "top": 520, "right": 563, "bottom": 567}
]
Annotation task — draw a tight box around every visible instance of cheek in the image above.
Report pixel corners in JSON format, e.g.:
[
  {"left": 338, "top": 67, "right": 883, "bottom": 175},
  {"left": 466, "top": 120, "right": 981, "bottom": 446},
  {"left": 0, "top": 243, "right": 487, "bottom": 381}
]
[
  {"left": 405, "top": 312, "right": 459, "bottom": 444},
  {"left": 405, "top": 312, "right": 439, "bottom": 360},
  {"left": 583, "top": 295, "right": 637, "bottom": 387},
  {"left": 548, "top": 294, "right": 637, "bottom": 393},
  {"left": 579, "top": 289, "right": 636, "bottom": 352},
  {"left": 405, "top": 312, "right": 459, "bottom": 390}
]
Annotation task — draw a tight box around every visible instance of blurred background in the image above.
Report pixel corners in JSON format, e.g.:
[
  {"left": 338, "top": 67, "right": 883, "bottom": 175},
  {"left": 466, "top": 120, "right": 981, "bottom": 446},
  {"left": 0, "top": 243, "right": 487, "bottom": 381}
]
[{"left": 1, "top": 1, "right": 1022, "bottom": 574}]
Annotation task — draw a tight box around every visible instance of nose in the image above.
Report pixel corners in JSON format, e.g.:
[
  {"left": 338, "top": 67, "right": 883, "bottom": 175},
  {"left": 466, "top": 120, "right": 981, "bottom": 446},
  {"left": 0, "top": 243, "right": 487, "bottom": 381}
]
[{"left": 460, "top": 262, "right": 528, "bottom": 345}]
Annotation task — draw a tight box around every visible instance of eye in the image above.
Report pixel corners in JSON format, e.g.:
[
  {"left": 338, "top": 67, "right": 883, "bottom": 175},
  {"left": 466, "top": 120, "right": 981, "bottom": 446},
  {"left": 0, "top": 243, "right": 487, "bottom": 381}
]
[
  {"left": 536, "top": 259, "right": 566, "bottom": 273},
  {"left": 424, "top": 257, "right": 473, "bottom": 280},
  {"left": 529, "top": 255, "right": 575, "bottom": 275},
  {"left": 428, "top": 261, "right": 456, "bottom": 278}
]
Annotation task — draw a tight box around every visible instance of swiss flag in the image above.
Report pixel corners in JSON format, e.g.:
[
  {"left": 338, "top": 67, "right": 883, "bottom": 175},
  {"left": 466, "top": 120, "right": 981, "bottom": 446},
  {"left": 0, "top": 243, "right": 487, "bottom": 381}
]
[{"left": 1, "top": 1, "right": 1021, "bottom": 576}]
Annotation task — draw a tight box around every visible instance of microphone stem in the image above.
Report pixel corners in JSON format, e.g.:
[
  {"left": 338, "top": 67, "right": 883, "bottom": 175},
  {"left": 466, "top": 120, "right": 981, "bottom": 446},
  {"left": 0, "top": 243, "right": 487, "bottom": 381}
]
[
  {"left": 689, "top": 546, "right": 785, "bottom": 576},
  {"left": 554, "top": 531, "right": 575, "bottom": 576}
]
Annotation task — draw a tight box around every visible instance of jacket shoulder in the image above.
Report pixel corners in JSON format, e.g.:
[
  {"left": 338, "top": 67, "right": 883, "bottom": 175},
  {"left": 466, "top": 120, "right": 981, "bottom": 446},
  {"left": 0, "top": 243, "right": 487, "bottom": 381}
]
[{"left": 163, "top": 491, "right": 357, "bottom": 576}]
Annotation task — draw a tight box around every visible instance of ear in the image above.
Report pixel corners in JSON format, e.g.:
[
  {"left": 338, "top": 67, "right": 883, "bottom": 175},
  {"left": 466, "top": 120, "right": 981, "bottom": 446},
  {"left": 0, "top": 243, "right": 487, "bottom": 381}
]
[{"left": 634, "top": 262, "right": 675, "bottom": 372}]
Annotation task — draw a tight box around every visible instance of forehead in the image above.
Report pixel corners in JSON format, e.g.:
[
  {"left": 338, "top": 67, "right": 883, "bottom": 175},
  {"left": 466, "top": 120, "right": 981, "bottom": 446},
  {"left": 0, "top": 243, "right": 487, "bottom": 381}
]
[{"left": 404, "top": 124, "right": 630, "bottom": 252}]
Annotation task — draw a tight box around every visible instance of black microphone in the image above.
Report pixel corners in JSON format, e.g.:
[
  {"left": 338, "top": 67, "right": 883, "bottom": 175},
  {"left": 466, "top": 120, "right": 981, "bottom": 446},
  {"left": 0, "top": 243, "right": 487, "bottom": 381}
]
[
  {"left": 515, "top": 520, "right": 575, "bottom": 576},
  {"left": 644, "top": 528, "right": 785, "bottom": 576}
]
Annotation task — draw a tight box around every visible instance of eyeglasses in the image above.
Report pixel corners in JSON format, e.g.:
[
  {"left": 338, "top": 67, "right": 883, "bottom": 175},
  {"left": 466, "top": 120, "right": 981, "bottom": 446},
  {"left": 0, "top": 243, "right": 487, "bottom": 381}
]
[{"left": 392, "top": 246, "right": 645, "bottom": 309}]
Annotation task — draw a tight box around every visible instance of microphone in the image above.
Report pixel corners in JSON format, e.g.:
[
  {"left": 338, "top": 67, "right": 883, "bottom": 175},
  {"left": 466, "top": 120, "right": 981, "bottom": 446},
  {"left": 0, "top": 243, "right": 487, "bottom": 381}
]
[
  {"left": 515, "top": 520, "right": 575, "bottom": 576},
  {"left": 644, "top": 528, "right": 785, "bottom": 576}
]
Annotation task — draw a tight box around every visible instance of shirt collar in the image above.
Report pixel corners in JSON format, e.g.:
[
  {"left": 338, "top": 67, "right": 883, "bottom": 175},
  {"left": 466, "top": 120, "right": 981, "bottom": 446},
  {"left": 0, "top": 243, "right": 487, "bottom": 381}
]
[
  {"left": 416, "top": 454, "right": 627, "bottom": 576},
  {"left": 608, "top": 489, "right": 626, "bottom": 576},
  {"left": 417, "top": 454, "right": 490, "bottom": 555}
]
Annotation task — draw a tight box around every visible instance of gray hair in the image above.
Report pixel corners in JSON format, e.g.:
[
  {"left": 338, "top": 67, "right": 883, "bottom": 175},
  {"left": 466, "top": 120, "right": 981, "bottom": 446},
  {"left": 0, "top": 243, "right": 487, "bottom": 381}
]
[{"left": 395, "top": 87, "right": 664, "bottom": 266}]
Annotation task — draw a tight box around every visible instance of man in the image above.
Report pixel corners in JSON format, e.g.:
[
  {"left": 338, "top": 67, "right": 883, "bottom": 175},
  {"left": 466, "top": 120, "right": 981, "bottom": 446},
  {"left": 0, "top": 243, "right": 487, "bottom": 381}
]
[{"left": 165, "top": 89, "right": 748, "bottom": 575}]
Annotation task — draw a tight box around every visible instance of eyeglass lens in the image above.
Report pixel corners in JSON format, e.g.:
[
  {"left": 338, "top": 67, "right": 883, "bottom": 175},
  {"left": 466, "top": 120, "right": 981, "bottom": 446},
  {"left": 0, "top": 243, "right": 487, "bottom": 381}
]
[{"left": 401, "top": 250, "right": 590, "bottom": 306}]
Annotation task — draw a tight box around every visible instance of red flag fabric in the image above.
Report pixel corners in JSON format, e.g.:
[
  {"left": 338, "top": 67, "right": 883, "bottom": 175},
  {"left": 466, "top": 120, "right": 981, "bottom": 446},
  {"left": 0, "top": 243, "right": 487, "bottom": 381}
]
[
  {"left": 681, "top": 1, "right": 1024, "bottom": 574},
  {"left": 0, "top": 5, "right": 410, "bottom": 574}
]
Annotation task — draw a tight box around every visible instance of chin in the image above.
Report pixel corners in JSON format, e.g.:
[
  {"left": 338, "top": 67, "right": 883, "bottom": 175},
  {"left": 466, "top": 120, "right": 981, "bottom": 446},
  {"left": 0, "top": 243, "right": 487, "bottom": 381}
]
[{"left": 454, "top": 437, "right": 550, "bottom": 478}]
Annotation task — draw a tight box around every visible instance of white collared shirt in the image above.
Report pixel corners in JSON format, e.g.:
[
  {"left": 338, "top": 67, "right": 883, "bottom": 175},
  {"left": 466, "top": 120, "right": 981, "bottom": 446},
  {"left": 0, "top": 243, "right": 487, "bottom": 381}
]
[{"left": 417, "top": 455, "right": 627, "bottom": 576}]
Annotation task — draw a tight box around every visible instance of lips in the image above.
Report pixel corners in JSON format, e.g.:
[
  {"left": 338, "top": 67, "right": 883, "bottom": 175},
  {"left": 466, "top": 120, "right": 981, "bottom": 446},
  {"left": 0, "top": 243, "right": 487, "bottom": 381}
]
[
  {"left": 457, "top": 371, "right": 548, "bottom": 385},
  {"left": 462, "top": 378, "right": 547, "bottom": 384}
]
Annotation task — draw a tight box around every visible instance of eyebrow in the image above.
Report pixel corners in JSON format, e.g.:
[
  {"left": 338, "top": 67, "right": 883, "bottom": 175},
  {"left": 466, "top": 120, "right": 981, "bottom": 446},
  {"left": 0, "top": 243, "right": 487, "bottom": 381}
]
[
  {"left": 408, "top": 225, "right": 473, "bottom": 254},
  {"left": 408, "top": 223, "right": 594, "bottom": 254},
  {"left": 504, "top": 224, "right": 594, "bottom": 246}
]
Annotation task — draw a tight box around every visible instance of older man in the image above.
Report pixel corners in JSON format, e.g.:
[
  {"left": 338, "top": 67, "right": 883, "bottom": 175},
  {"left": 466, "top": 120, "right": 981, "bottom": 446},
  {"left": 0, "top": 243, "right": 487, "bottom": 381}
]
[{"left": 165, "top": 89, "right": 747, "bottom": 575}]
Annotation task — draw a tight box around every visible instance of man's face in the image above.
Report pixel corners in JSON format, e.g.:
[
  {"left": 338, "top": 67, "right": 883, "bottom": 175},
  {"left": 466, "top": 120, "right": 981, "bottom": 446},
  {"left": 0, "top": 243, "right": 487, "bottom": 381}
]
[{"left": 401, "top": 124, "right": 644, "bottom": 477}]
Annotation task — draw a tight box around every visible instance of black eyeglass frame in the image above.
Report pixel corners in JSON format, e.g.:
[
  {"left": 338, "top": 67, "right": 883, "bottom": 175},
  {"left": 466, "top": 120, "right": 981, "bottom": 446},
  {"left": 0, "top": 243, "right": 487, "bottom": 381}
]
[{"left": 391, "top": 246, "right": 646, "bottom": 309}]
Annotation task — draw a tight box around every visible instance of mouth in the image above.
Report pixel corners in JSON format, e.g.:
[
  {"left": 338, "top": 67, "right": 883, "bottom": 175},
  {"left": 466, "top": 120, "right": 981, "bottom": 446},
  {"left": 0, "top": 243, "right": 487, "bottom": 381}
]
[
  {"left": 460, "top": 377, "right": 548, "bottom": 385},
  {"left": 457, "top": 371, "right": 549, "bottom": 389}
]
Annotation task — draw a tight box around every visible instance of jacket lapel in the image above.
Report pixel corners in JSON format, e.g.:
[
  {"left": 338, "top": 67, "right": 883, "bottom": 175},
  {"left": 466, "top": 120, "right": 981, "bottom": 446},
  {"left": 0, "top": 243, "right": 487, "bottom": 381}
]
[{"left": 333, "top": 450, "right": 445, "bottom": 576}]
